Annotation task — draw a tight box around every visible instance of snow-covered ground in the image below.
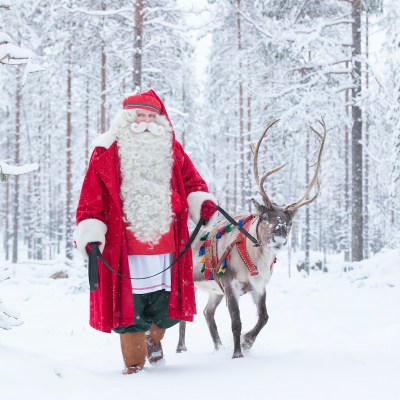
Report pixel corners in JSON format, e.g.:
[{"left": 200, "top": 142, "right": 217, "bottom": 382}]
[{"left": 1, "top": 249, "right": 399, "bottom": 400}]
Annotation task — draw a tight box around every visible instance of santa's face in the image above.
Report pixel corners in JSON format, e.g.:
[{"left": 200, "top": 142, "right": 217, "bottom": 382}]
[{"left": 135, "top": 109, "right": 158, "bottom": 124}]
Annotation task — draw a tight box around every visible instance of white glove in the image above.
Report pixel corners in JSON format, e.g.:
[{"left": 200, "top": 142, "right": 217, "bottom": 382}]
[
  {"left": 187, "top": 191, "right": 219, "bottom": 229},
  {"left": 73, "top": 219, "right": 107, "bottom": 258}
]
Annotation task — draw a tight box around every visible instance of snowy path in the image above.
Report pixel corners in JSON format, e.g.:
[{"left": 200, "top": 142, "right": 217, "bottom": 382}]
[{"left": 1, "top": 257, "right": 399, "bottom": 400}]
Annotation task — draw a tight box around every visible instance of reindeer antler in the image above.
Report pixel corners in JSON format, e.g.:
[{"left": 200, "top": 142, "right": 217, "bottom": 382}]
[
  {"left": 251, "top": 119, "right": 286, "bottom": 209},
  {"left": 285, "top": 119, "right": 327, "bottom": 212}
]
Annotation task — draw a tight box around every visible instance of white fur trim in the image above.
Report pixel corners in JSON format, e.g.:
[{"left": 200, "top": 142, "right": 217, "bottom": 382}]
[
  {"left": 187, "top": 191, "right": 219, "bottom": 229},
  {"left": 92, "top": 131, "right": 116, "bottom": 149},
  {"left": 73, "top": 219, "right": 107, "bottom": 258}
]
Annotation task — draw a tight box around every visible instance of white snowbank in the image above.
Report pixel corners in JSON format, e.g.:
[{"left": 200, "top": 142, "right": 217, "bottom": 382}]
[
  {"left": 342, "top": 248, "right": 400, "bottom": 288},
  {"left": 0, "top": 248, "right": 399, "bottom": 400}
]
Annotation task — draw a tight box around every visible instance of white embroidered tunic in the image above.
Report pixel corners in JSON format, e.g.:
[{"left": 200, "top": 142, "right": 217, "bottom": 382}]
[{"left": 128, "top": 253, "right": 173, "bottom": 294}]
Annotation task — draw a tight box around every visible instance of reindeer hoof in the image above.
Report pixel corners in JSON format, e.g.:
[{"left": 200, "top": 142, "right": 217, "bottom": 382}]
[
  {"left": 241, "top": 336, "right": 255, "bottom": 352},
  {"left": 214, "top": 341, "right": 223, "bottom": 351},
  {"left": 176, "top": 345, "right": 187, "bottom": 353},
  {"left": 232, "top": 352, "right": 244, "bottom": 359}
]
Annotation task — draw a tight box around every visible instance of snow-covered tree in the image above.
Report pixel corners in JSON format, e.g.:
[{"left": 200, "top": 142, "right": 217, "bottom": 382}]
[
  {"left": 0, "top": 268, "right": 22, "bottom": 330},
  {"left": 384, "top": 0, "right": 400, "bottom": 247},
  {"left": 0, "top": 1, "right": 41, "bottom": 329},
  {"left": 1, "top": 0, "right": 398, "bottom": 271},
  {"left": 0, "top": 2, "right": 39, "bottom": 179}
]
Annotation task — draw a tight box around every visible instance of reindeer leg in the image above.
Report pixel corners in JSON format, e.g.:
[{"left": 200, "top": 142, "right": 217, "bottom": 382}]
[
  {"left": 204, "top": 293, "right": 224, "bottom": 350},
  {"left": 176, "top": 321, "right": 187, "bottom": 353},
  {"left": 242, "top": 289, "right": 268, "bottom": 351},
  {"left": 224, "top": 284, "right": 243, "bottom": 358}
]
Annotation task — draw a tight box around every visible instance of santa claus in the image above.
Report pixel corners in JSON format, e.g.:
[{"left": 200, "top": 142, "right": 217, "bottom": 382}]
[{"left": 74, "top": 90, "right": 218, "bottom": 374}]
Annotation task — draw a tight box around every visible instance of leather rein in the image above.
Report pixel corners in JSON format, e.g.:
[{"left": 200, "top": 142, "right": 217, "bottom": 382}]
[{"left": 88, "top": 205, "right": 260, "bottom": 292}]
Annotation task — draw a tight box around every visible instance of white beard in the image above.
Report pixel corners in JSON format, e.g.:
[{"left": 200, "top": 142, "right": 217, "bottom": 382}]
[{"left": 116, "top": 120, "right": 174, "bottom": 244}]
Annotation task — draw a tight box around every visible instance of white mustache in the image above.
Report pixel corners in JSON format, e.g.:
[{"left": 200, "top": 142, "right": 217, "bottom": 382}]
[{"left": 129, "top": 122, "right": 164, "bottom": 136}]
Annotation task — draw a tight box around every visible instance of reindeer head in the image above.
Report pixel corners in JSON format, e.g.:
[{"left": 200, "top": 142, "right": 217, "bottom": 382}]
[
  {"left": 251, "top": 199, "right": 296, "bottom": 251},
  {"left": 251, "top": 119, "right": 326, "bottom": 251}
]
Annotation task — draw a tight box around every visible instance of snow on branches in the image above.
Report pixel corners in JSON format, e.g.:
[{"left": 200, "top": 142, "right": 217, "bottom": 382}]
[
  {"left": 0, "top": 2, "right": 43, "bottom": 84},
  {"left": 0, "top": 268, "right": 23, "bottom": 330},
  {"left": 0, "top": 161, "right": 39, "bottom": 179},
  {"left": 0, "top": 4, "right": 32, "bottom": 65}
]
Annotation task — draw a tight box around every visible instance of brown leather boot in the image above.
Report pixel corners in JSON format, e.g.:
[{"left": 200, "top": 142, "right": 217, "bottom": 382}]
[
  {"left": 146, "top": 324, "right": 166, "bottom": 365},
  {"left": 120, "top": 332, "right": 147, "bottom": 374}
]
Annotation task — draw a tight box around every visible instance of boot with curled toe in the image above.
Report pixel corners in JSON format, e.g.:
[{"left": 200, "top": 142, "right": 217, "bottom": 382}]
[
  {"left": 146, "top": 324, "right": 166, "bottom": 365},
  {"left": 120, "top": 332, "right": 147, "bottom": 374}
]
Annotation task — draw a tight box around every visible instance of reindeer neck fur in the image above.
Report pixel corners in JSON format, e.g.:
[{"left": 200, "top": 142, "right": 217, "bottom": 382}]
[
  {"left": 209, "top": 214, "right": 275, "bottom": 296},
  {"left": 232, "top": 213, "right": 276, "bottom": 274},
  {"left": 247, "top": 219, "right": 275, "bottom": 270}
]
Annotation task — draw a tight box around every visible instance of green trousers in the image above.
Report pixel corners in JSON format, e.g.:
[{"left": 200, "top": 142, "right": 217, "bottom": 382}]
[{"left": 113, "top": 290, "right": 179, "bottom": 334}]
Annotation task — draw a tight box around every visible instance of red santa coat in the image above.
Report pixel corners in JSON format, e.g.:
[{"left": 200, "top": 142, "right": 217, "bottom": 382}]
[{"left": 76, "top": 135, "right": 211, "bottom": 333}]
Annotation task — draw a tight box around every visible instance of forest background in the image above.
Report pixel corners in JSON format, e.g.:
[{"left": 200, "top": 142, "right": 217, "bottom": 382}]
[{"left": 1, "top": 0, "right": 399, "bottom": 272}]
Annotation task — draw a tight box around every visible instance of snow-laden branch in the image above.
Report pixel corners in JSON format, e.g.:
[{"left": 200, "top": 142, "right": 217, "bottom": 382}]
[
  {"left": 294, "top": 16, "right": 354, "bottom": 36},
  {"left": 0, "top": 161, "right": 39, "bottom": 176},
  {"left": 289, "top": 58, "right": 352, "bottom": 73},
  {"left": 144, "top": 18, "right": 187, "bottom": 31},
  {"left": 229, "top": 0, "right": 353, "bottom": 44},
  {"left": 142, "top": 6, "right": 209, "bottom": 17},
  {"left": 0, "top": 298, "right": 23, "bottom": 330},
  {"left": 229, "top": 0, "right": 273, "bottom": 38},
  {"left": 0, "top": 267, "right": 23, "bottom": 330},
  {"left": 0, "top": 31, "right": 12, "bottom": 42},
  {"left": 65, "top": 6, "right": 135, "bottom": 22},
  {"left": 359, "top": 139, "right": 384, "bottom": 165},
  {"left": 0, "top": 30, "right": 43, "bottom": 84},
  {"left": 0, "top": 40, "right": 33, "bottom": 65}
]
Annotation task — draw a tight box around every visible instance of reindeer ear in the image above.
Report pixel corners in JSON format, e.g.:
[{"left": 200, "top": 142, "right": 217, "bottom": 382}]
[
  {"left": 285, "top": 206, "right": 298, "bottom": 218},
  {"left": 251, "top": 198, "right": 266, "bottom": 214}
]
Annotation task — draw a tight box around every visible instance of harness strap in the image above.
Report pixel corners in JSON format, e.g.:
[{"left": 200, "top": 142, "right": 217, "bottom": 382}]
[
  {"left": 214, "top": 237, "right": 243, "bottom": 275},
  {"left": 88, "top": 217, "right": 205, "bottom": 292},
  {"left": 215, "top": 205, "right": 260, "bottom": 246},
  {"left": 236, "top": 219, "right": 259, "bottom": 276}
]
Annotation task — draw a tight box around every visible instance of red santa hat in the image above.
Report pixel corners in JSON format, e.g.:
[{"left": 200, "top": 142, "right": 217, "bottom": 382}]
[
  {"left": 122, "top": 92, "right": 162, "bottom": 114},
  {"left": 122, "top": 90, "right": 176, "bottom": 136}
]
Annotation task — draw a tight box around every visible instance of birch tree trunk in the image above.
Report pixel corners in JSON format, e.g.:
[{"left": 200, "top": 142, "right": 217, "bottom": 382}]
[
  {"left": 12, "top": 68, "right": 21, "bottom": 263},
  {"left": 236, "top": 0, "right": 245, "bottom": 210},
  {"left": 4, "top": 176, "right": 10, "bottom": 260},
  {"left": 65, "top": 51, "right": 73, "bottom": 260},
  {"left": 85, "top": 78, "right": 90, "bottom": 165},
  {"left": 304, "top": 130, "right": 310, "bottom": 274},
  {"left": 344, "top": 59, "right": 351, "bottom": 261},
  {"left": 246, "top": 81, "right": 252, "bottom": 213},
  {"left": 3, "top": 134, "right": 10, "bottom": 260},
  {"left": 100, "top": 7, "right": 107, "bottom": 134},
  {"left": 363, "top": 11, "right": 370, "bottom": 258},
  {"left": 351, "top": 0, "right": 363, "bottom": 261},
  {"left": 133, "top": 0, "right": 143, "bottom": 92}
]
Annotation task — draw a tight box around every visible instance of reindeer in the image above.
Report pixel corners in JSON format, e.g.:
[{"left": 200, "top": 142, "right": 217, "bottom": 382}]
[{"left": 176, "top": 120, "right": 326, "bottom": 359}]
